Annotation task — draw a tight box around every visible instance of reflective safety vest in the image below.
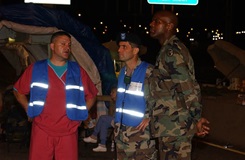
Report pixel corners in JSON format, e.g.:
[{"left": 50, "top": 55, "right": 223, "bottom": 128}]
[
  {"left": 28, "top": 59, "right": 88, "bottom": 120},
  {"left": 115, "top": 61, "right": 148, "bottom": 127}
]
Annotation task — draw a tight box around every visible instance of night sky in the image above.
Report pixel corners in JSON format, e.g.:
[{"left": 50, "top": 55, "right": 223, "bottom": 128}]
[
  {"left": 0, "top": 0, "right": 244, "bottom": 84},
  {"left": 52, "top": 0, "right": 245, "bottom": 48},
  {"left": 1, "top": 1, "right": 244, "bottom": 35}
]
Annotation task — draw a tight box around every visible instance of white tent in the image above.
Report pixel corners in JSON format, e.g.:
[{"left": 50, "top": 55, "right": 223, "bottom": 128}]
[
  {"left": 207, "top": 39, "right": 245, "bottom": 79},
  {"left": 0, "top": 20, "right": 110, "bottom": 118},
  {"left": 0, "top": 20, "right": 102, "bottom": 93}
]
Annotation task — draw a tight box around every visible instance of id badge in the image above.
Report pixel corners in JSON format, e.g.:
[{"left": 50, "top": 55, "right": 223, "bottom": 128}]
[{"left": 128, "top": 82, "right": 143, "bottom": 91}]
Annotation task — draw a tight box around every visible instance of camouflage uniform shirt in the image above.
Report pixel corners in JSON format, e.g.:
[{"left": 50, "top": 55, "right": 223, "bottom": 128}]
[{"left": 149, "top": 35, "right": 202, "bottom": 138}]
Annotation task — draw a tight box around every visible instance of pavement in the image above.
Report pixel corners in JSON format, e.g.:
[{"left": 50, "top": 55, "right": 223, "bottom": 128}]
[{"left": 1, "top": 137, "right": 245, "bottom": 160}]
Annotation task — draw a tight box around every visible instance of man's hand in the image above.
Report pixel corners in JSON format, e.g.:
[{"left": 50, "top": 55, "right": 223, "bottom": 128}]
[
  {"left": 196, "top": 117, "right": 210, "bottom": 137},
  {"left": 136, "top": 118, "right": 150, "bottom": 131}
]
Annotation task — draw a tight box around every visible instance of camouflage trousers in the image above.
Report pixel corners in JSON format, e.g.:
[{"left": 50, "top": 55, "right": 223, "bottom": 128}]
[
  {"left": 157, "top": 135, "right": 193, "bottom": 160},
  {"left": 114, "top": 123, "right": 157, "bottom": 160}
]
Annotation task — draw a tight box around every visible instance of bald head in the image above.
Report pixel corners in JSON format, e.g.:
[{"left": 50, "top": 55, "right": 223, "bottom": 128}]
[
  {"left": 150, "top": 10, "right": 178, "bottom": 44},
  {"left": 155, "top": 10, "right": 178, "bottom": 30}
]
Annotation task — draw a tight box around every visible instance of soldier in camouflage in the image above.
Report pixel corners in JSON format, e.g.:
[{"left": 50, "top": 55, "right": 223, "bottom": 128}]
[
  {"left": 114, "top": 32, "right": 157, "bottom": 160},
  {"left": 149, "top": 10, "right": 210, "bottom": 160}
]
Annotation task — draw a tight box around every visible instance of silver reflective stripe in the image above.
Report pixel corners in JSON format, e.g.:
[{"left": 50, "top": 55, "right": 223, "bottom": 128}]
[
  {"left": 66, "top": 85, "right": 84, "bottom": 91},
  {"left": 29, "top": 101, "right": 45, "bottom": 106},
  {"left": 66, "top": 103, "right": 87, "bottom": 110},
  {"left": 125, "top": 90, "right": 144, "bottom": 96},
  {"left": 31, "top": 82, "right": 48, "bottom": 89},
  {"left": 117, "top": 88, "right": 125, "bottom": 92},
  {"left": 117, "top": 87, "right": 144, "bottom": 96},
  {"left": 116, "top": 108, "right": 144, "bottom": 117}
]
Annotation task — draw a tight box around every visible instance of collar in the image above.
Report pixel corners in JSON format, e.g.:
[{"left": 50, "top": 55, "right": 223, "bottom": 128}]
[
  {"left": 125, "top": 59, "right": 141, "bottom": 76},
  {"left": 162, "top": 35, "right": 176, "bottom": 46}
]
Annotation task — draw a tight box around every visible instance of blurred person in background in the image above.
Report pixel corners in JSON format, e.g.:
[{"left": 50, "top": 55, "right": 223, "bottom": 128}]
[{"left": 83, "top": 86, "right": 117, "bottom": 152}]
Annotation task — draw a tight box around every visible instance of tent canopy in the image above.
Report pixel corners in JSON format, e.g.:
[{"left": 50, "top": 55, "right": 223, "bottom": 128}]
[
  {"left": 0, "top": 3, "right": 117, "bottom": 95},
  {"left": 207, "top": 40, "right": 245, "bottom": 79}
]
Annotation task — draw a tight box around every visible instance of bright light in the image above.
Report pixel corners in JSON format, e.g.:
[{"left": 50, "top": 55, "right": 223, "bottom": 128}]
[
  {"left": 8, "top": 37, "right": 15, "bottom": 43},
  {"left": 236, "top": 31, "right": 245, "bottom": 34},
  {"left": 24, "top": 0, "right": 70, "bottom": 5}
]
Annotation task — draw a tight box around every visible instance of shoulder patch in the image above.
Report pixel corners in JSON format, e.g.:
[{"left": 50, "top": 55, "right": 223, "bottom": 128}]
[{"left": 167, "top": 49, "right": 174, "bottom": 57}]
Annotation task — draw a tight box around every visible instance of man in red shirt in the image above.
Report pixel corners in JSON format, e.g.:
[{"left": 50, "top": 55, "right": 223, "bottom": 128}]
[{"left": 13, "top": 31, "right": 98, "bottom": 160}]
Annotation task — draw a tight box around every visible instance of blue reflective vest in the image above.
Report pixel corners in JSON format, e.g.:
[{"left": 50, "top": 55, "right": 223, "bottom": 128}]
[
  {"left": 115, "top": 61, "right": 148, "bottom": 127},
  {"left": 28, "top": 59, "right": 88, "bottom": 120}
]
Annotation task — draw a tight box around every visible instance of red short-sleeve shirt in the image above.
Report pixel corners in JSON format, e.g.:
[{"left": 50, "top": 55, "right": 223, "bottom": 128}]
[{"left": 14, "top": 63, "right": 98, "bottom": 136}]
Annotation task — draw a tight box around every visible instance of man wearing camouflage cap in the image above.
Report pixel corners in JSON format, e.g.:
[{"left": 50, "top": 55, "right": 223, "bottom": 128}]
[
  {"left": 114, "top": 32, "right": 157, "bottom": 159},
  {"left": 149, "top": 10, "right": 210, "bottom": 160}
]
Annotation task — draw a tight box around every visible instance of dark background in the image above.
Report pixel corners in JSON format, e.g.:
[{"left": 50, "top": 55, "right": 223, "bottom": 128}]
[{"left": 0, "top": 0, "right": 244, "bottom": 84}]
